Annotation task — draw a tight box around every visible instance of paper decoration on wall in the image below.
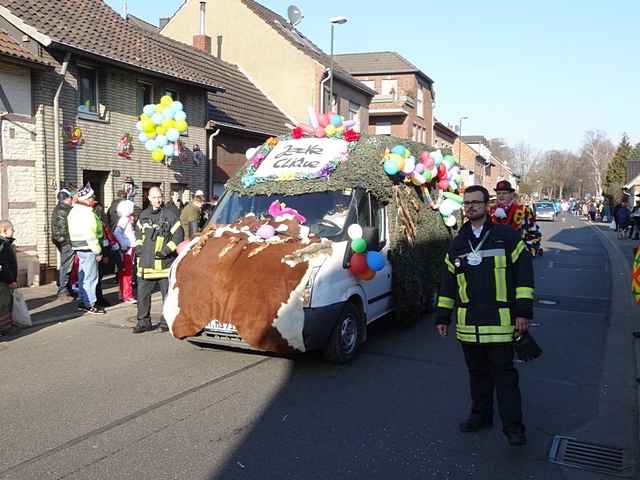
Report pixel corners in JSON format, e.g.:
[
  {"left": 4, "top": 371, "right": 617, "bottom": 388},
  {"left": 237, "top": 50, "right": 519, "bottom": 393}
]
[
  {"left": 62, "top": 126, "right": 84, "bottom": 148},
  {"left": 117, "top": 133, "right": 133, "bottom": 159}
]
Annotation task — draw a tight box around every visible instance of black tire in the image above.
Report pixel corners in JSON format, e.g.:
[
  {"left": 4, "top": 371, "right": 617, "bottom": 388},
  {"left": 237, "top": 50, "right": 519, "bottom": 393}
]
[{"left": 323, "top": 302, "right": 363, "bottom": 364}]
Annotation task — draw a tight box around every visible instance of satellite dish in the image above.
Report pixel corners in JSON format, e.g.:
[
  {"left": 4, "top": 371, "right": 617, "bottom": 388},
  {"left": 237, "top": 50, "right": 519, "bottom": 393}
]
[{"left": 287, "top": 5, "right": 303, "bottom": 27}]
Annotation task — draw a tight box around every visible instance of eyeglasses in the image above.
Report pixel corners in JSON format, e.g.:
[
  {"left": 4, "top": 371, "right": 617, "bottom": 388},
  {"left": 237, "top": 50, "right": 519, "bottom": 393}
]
[{"left": 463, "top": 200, "right": 486, "bottom": 207}]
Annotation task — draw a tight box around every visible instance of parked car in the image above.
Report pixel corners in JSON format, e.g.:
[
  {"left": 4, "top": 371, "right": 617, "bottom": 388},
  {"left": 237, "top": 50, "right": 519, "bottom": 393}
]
[{"left": 535, "top": 201, "right": 556, "bottom": 221}]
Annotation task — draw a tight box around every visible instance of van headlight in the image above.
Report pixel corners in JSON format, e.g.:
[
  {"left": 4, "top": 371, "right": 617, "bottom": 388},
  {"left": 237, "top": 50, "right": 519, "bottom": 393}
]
[{"left": 302, "top": 266, "right": 321, "bottom": 308}]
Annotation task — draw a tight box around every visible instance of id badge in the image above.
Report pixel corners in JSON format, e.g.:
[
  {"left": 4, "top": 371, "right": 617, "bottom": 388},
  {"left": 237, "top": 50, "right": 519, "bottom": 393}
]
[{"left": 467, "top": 252, "right": 482, "bottom": 266}]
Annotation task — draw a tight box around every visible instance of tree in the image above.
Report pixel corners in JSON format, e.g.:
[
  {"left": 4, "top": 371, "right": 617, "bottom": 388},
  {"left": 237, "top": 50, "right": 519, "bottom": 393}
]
[
  {"left": 579, "top": 130, "right": 615, "bottom": 197},
  {"left": 512, "top": 141, "right": 537, "bottom": 177},
  {"left": 604, "top": 134, "right": 631, "bottom": 202}
]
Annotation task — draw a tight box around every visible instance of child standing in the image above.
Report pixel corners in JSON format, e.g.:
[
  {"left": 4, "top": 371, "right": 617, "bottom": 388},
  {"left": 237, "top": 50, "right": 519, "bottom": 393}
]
[
  {"left": 0, "top": 221, "right": 18, "bottom": 333},
  {"left": 113, "top": 200, "right": 136, "bottom": 304}
]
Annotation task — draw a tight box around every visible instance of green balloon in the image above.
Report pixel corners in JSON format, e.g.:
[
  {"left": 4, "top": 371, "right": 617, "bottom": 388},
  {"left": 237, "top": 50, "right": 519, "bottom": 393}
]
[{"left": 351, "top": 238, "right": 367, "bottom": 253}]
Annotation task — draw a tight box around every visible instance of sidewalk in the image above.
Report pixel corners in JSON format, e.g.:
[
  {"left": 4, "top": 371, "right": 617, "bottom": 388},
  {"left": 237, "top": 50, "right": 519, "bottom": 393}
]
[{"left": 20, "top": 275, "right": 161, "bottom": 328}]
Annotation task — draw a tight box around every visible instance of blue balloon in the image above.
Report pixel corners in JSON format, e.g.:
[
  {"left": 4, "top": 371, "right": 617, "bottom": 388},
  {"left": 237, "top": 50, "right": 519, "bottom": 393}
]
[
  {"left": 330, "top": 114, "right": 342, "bottom": 127},
  {"left": 143, "top": 104, "right": 155, "bottom": 117},
  {"left": 172, "top": 101, "right": 184, "bottom": 112},
  {"left": 391, "top": 145, "right": 406, "bottom": 157},
  {"left": 163, "top": 109, "right": 174, "bottom": 122},
  {"left": 163, "top": 144, "right": 175, "bottom": 157},
  {"left": 174, "top": 111, "right": 187, "bottom": 122},
  {"left": 135, "top": 121, "right": 143, "bottom": 131},
  {"left": 138, "top": 132, "right": 148, "bottom": 144},
  {"left": 366, "top": 251, "right": 385, "bottom": 272},
  {"left": 384, "top": 160, "right": 399, "bottom": 175},
  {"left": 155, "top": 134, "right": 168, "bottom": 147},
  {"left": 144, "top": 139, "right": 156, "bottom": 152},
  {"left": 151, "top": 113, "right": 163, "bottom": 125},
  {"left": 166, "top": 128, "right": 180, "bottom": 142}
]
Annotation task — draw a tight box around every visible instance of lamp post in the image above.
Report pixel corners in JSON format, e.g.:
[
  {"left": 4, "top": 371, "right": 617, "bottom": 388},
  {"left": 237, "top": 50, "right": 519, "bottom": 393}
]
[
  {"left": 328, "top": 16, "right": 347, "bottom": 113},
  {"left": 457, "top": 116, "right": 468, "bottom": 163}
]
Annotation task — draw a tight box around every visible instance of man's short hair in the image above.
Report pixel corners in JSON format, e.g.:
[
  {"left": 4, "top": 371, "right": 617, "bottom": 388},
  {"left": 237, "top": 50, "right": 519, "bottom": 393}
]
[
  {"left": 193, "top": 195, "right": 206, "bottom": 203},
  {"left": 464, "top": 185, "right": 490, "bottom": 203},
  {"left": 0, "top": 220, "right": 14, "bottom": 233}
]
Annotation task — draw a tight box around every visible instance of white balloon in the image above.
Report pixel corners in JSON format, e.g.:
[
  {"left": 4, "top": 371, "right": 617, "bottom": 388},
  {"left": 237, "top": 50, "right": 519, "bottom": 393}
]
[
  {"left": 431, "top": 150, "right": 443, "bottom": 165},
  {"left": 402, "top": 156, "right": 416, "bottom": 174},
  {"left": 245, "top": 147, "right": 258, "bottom": 161},
  {"left": 445, "top": 215, "right": 457, "bottom": 227},
  {"left": 347, "top": 224, "right": 363, "bottom": 240}
]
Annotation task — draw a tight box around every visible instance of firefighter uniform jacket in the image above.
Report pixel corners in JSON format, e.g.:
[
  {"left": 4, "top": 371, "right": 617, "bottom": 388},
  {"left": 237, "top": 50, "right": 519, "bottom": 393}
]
[
  {"left": 436, "top": 219, "right": 534, "bottom": 344},
  {"left": 135, "top": 206, "right": 184, "bottom": 280}
]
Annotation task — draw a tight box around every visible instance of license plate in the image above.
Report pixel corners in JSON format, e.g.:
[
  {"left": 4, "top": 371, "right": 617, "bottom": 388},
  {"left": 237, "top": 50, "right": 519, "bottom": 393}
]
[{"left": 206, "top": 320, "right": 238, "bottom": 333}]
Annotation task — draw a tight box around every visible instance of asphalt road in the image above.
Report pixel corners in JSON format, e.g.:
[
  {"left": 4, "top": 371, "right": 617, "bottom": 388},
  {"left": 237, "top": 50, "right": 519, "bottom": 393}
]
[{"left": 0, "top": 214, "right": 636, "bottom": 480}]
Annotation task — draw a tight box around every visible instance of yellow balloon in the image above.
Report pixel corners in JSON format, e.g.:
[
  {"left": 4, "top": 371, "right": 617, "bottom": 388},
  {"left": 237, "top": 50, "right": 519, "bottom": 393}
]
[
  {"left": 389, "top": 153, "right": 405, "bottom": 171},
  {"left": 140, "top": 114, "right": 150, "bottom": 122},
  {"left": 325, "top": 124, "right": 336, "bottom": 137},
  {"left": 161, "top": 119, "right": 173, "bottom": 130},
  {"left": 141, "top": 119, "right": 154, "bottom": 132},
  {"left": 155, "top": 125, "right": 167, "bottom": 135},
  {"left": 156, "top": 104, "right": 166, "bottom": 114},
  {"left": 146, "top": 130, "right": 156, "bottom": 139},
  {"left": 151, "top": 148, "right": 164, "bottom": 162},
  {"left": 175, "top": 120, "right": 188, "bottom": 133},
  {"left": 335, "top": 126, "right": 345, "bottom": 136},
  {"left": 168, "top": 119, "right": 177, "bottom": 129},
  {"left": 160, "top": 96, "right": 173, "bottom": 107}
]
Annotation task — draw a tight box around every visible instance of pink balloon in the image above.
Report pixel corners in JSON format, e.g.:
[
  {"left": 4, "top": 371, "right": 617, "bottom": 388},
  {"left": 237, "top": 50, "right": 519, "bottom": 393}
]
[
  {"left": 419, "top": 151, "right": 431, "bottom": 163},
  {"left": 298, "top": 123, "right": 314, "bottom": 134},
  {"left": 318, "top": 114, "right": 330, "bottom": 128},
  {"left": 438, "top": 179, "right": 449, "bottom": 190},
  {"left": 315, "top": 126, "right": 326, "bottom": 138}
]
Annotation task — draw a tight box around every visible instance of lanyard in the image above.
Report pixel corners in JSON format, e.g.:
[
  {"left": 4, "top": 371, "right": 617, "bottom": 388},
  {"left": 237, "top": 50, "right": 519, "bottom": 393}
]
[{"left": 468, "top": 230, "right": 490, "bottom": 257}]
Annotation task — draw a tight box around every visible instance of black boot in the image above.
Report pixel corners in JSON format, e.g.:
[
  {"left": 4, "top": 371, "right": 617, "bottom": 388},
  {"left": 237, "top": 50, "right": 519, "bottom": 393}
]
[
  {"left": 459, "top": 415, "right": 493, "bottom": 433},
  {"left": 503, "top": 425, "right": 527, "bottom": 446}
]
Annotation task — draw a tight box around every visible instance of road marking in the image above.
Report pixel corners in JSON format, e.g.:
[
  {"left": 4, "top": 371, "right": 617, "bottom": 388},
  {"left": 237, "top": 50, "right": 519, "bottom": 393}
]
[{"left": 538, "top": 300, "right": 557, "bottom": 305}]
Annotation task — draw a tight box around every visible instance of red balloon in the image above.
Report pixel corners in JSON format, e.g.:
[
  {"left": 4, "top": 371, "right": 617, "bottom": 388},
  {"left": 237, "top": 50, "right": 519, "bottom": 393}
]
[
  {"left": 349, "top": 253, "right": 368, "bottom": 275},
  {"left": 438, "top": 179, "right": 449, "bottom": 190},
  {"left": 438, "top": 163, "right": 447, "bottom": 178},
  {"left": 356, "top": 268, "right": 376, "bottom": 281}
]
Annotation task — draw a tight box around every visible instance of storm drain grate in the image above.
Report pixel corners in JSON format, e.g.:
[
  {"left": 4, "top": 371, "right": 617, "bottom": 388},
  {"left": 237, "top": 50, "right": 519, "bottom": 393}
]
[{"left": 549, "top": 436, "right": 631, "bottom": 477}]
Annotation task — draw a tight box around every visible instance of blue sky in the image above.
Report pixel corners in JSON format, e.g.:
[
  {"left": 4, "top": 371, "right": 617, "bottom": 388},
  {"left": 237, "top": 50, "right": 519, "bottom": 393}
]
[{"left": 109, "top": 0, "right": 639, "bottom": 152}]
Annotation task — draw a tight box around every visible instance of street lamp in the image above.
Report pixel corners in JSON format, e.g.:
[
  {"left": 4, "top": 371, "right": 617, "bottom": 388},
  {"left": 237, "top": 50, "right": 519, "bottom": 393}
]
[
  {"left": 328, "top": 16, "right": 348, "bottom": 113},
  {"left": 457, "top": 116, "right": 468, "bottom": 164}
]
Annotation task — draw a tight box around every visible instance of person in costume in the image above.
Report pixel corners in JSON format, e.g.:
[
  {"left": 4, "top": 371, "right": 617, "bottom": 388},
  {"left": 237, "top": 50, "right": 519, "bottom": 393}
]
[{"left": 490, "top": 181, "right": 532, "bottom": 234}]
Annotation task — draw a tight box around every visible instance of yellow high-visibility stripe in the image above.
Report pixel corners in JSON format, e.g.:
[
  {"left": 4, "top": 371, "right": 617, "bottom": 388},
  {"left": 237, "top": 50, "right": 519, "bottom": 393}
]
[
  {"left": 457, "top": 307, "right": 467, "bottom": 327},
  {"left": 494, "top": 256, "right": 507, "bottom": 302},
  {"left": 516, "top": 287, "right": 534, "bottom": 300},
  {"left": 456, "top": 332, "right": 477, "bottom": 343},
  {"left": 437, "top": 296, "right": 455, "bottom": 309},
  {"left": 478, "top": 333, "right": 513, "bottom": 344},
  {"left": 170, "top": 221, "right": 182, "bottom": 234},
  {"left": 445, "top": 254, "right": 455, "bottom": 273},
  {"left": 498, "top": 307, "right": 511, "bottom": 326},
  {"left": 478, "top": 325, "right": 514, "bottom": 334},
  {"left": 456, "top": 325, "right": 476, "bottom": 334},
  {"left": 511, "top": 241, "right": 526, "bottom": 263},
  {"left": 166, "top": 241, "right": 177, "bottom": 252},
  {"left": 457, "top": 273, "right": 469, "bottom": 303}
]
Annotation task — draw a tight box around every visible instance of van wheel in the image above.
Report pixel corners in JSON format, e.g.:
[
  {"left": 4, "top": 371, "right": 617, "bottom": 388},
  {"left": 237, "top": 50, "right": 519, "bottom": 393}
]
[{"left": 324, "top": 303, "right": 362, "bottom": 364}]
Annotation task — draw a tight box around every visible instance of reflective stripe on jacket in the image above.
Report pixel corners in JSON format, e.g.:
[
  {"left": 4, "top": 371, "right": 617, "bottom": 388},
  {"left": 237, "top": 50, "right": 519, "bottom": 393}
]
[
  {"left": 436, "top": 219, "right": 534, "bottom": 344},
  {"left": 68, "top": 204, "right": 101, "bottom": 254}
]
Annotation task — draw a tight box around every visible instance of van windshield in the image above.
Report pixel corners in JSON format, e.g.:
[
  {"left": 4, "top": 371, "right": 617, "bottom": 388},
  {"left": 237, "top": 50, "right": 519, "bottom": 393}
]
[{"left": 210, "top": 191, "right": 354, "bottom": 239}]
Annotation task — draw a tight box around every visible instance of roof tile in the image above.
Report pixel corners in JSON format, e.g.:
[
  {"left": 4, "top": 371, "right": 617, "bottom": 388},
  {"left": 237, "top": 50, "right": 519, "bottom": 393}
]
[
  {"left": 336, "top": 51, "right": 433, "bottom": 84},
  {"left": 0, "top": 30, "right": 50, "bottom": 66}
]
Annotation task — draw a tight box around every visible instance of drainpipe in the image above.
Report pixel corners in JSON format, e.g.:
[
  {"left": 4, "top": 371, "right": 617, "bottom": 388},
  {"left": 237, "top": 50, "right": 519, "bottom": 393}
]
[
  {"left": 54, "top": 53, "right": 71, "bottom": 192},
  {"left": 208, "top": 127, "right": 220, "bottom": 197},
  {"left": 319, "top": 69, "right": 331, "bottom": 114}
]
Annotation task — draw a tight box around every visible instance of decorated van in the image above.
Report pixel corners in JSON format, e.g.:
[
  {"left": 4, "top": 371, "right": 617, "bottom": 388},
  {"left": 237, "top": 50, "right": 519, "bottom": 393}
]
[{"left": 164, "top": 112, "right": 464, "bottom": 362}]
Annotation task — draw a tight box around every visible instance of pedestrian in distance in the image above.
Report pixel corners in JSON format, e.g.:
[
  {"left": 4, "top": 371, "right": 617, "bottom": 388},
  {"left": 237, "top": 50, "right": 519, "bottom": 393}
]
[
  {"left": 50, "top": 188, "right": 76, "bottom": 300},
  {"left": 180, "top": 194, "right": 205, "bottom": 241},
  {"left": 133, "top": 187, "right": 184, "bottom": 334},
  {"left": 630, "top": 196, "right": 640, "bottom": 241},
  {"left": 0, "top": 220, "right": 18, "bottom": 334},
  {"left": 113, "top": 199, "right": 137, "bottom": 304},
  {"left": 68, "top": 183, "right": 105, "bottom": 315},
  {"left": 615, "top": 199, "right": 631, "bottom": 240},
  {"left": 436, "top": 185, "right": 534, "bottom": 447}
]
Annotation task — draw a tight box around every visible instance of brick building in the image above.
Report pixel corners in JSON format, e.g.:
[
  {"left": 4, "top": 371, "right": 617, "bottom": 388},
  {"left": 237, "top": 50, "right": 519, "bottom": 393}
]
[
  {"left": 0, "top": 0, "right": 288, "bottom": 285},
  {"left": 460, "top": 135, "right": 517, "bottom": 192},
  {"left": 335, "top": 51, "right": 434, "bottom": 144}
]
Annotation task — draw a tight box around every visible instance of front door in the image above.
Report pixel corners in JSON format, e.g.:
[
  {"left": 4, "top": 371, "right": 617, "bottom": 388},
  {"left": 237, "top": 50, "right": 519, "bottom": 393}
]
[{"left": 82, "top": 170, "right": 109, "bottom": 207}]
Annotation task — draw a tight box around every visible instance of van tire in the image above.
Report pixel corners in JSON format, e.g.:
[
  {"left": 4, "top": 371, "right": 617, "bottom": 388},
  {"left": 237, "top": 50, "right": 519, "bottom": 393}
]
[{"left": 324, "top": 302, "right": 362, "bottom": 364}]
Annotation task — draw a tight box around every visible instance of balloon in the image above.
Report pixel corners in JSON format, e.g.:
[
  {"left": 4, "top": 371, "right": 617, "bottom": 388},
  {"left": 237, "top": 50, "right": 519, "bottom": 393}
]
[
  {"left": 151, "top": 148, "right": 165, "bottom": 162},
  {"left": 438, "top": 179, "right": 449, "bottom": 190},
  {"left": 175, "top": 120, "right": 188, "bottom": 133},
  {"left": 431, "top": 167, "right": 438, "bottom": 179},
  {"left": 145, "top": 139, "right": 157, "bottom": 151},
  {"left": 335, "top": 126, "right": 345, "bottom": 136},
  {"left": 449, "top": 180, "right": 458, "bottom": 191},
  {"left": 172, "top": 101, "right": 184, "bottom": 112},
  {"left": 141, "top": 119, "right": 154, "bottom": 132},
  {"left": 174, "top": 111, "right": 187, "bottom": 122},
  {"left": 155, "top": 125, "right": 167, "bottom": 136},
  {"left": 351, "top": 238, "right": 367, "bottom": 253},
  {"left": 349, "top": 253, "right": 368, "bottom": 275},
  {"left": 356, "top": 269, "right": 376, "bottom": 281},
  {"left": 256, "top": 224, "right": 276, "bottom": 240},
  {"left": 388, "top": 153, "right": 405, "bottom": 171},
  {"left": 343, "top": 119, "right": 356, "bottom": 128},
  {"left": 166, "top": 129, "right": 180, "bottom": 142},
  {"left": 412, "top": 172, "right": 426, "bottom": 185},
  {"left": 384, "top": 160, "right": 399, "bottom": 175},
  {"left": 143, "top": 104, "right": 155, "bottom": 117},
  {"left": 160, "top": 95, "right": 173, "bottom": 107},
  {"left": 438, "top": 163, "right": 447, "bottom": 178},
  {"left": 366, "top": 251, "right": 386, "bottom": 272},
  {"left": 246, "top": 147, "right": 258, "bottom": 160},
  {"left": 315, "top": 126, "right": 326, "bottom": 138},
  {"left": 439, "top": 199, "right": 457, "bottom": 216},
  {"left": 318, "top": 114, "right": 330, "bottom": 128},
  {"left": 443, "top": 192, "right": 464, "bottom": 203},
  {"left": 455, "top": 174, "right": 463, "bottom": 183},
  {"left": 443, "top": 155, "right": 456, "bottom": 169},
  {"left": 325, "top": 124, "right": 336, "bottom": 137},
  {"left": 138, "top": 133, "right": 148, "bottom": 144},
  {"left": 330, "top": 114, "right": 343, "bottom": 127},
  {"left": 155, "top": 134, "right": 168, "bottom": 147},
  {"left": 391, "top": 145, "right": 407, "bottom": 157},
  {"left": 152, "top": 113, "right": 163, "bottom": 125},
  {"left": 414, "top": 163, "right": 425, "bottom": 174},
  {"left": 402, "top": 156, "right": 416, "bottom": 174},
  {"left": 135, "top": 121, "right": 143, "bottom": 132},
  {"left": 348, "top": 224, "right": 363, "bottom": 240},
  {"left": 156, "top": 104, "right": 166, "bottom": 114},
  {"left": 163, "top": 144, "right": 175, "bottom": 157},
  {"left": 445, "top": 215, "right": 458, "bottom": 227},
  {"left": 419, "top": 151, "right": 431, "bottom": 163},
  {"left": 298, "top": 123, "right": 314, "bottom": 134},
  {"left": 423, "top": 170, "right": 433, "bottom": 182},
  {"left": 431, "top": 150, "right": 443, "bottom": 166},
  {"left": 161, "top": 119, "right": 173, "bottom": 130},
  {"left": 145, "top": 130, "right": 156, "bottom": 139}
]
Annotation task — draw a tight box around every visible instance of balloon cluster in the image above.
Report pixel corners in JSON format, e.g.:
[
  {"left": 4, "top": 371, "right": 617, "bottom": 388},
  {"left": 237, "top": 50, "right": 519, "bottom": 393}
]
[
  {"left": 136, "top": 95, "right": 189, "bottom": 163},
  {"left": 346, "top": 224, "right": 386, "bottom": 281},
  {"left": 289, "top": 107, "right": 360, "bottom": 142},
  {"left": 383, "top": 146, "right": 464, "bottom": 192},
  {"left": 438, "top": 192, "right": 464, "bottom": 227}
]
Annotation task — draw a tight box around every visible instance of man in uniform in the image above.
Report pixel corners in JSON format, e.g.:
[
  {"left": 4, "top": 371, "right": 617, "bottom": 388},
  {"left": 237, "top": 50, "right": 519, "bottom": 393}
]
[
  {"left": 436, "top": 185, "right": 534, "bottom": 446},
  {"left": 490, "top": 180, "right": 532, "bottom": 233},
  {"left": 133, "top": 187, "right": 184, "bottom": 334}
]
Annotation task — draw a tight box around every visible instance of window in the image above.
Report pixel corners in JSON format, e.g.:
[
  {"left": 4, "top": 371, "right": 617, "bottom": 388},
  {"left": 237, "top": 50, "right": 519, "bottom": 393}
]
[
  {"left": 375, "top": 121, "right": 391, "bottom": 136},
  {"left": 165, "top": 89, "right": 179, "bottom": 100},
  {"left": 360, "top": 80, "right": 376, "bottom": 92},
  {"left": 77, "top": 66, "right": 98, "bottom": 114},
  {"left": 370, "top": 195, "right": 387, "bottom": 248},
  {"left": 348, "top": 102, "right": 360, "bottom": 120},
  {"left": 137, "top": 82, "right": 153, "bottom": 114},
  {"left": 416, "top": 88, "right": 424, "bottom": 118},
  {"left": 380, "top": 79, "right": 398, "bottom": 99},
  {"left": 412, "top": 125, "right": 417, "bottom": 142}
]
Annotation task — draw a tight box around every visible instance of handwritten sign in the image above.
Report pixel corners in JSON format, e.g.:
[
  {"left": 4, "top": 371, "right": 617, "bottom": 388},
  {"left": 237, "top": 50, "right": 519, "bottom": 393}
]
[{"left": 254, "top": 138, "right": 348, "bottom": 179}]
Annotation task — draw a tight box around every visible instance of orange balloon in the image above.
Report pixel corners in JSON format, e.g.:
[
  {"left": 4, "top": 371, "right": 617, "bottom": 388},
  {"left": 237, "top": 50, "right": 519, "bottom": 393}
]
[{"left": 356, "top": 269, "right": 376, "bottom": 281}]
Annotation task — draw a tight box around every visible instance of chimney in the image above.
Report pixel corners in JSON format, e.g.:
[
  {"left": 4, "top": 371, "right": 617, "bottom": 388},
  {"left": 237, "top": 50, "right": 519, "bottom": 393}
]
[
  {"left": 159, "top": 17, "right": 170, "bottom": 29},
  {"left": 192, "top": 0, "right": 212, "bottom": 54},
  {"left": 217, "top": 35, "right": 223, "bottom": 59}
]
